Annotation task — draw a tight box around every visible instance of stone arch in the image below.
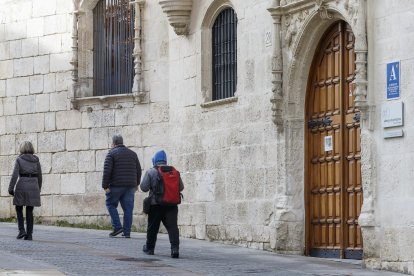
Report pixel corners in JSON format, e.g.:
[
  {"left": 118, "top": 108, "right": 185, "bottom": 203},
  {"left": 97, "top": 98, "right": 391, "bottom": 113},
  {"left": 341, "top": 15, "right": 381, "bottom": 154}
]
[
  {"left": 200, "top": 0, "right": 238, "bottom": 103},
  {"left": 274, "top": 3, "right": 375, "bottom": 258}
]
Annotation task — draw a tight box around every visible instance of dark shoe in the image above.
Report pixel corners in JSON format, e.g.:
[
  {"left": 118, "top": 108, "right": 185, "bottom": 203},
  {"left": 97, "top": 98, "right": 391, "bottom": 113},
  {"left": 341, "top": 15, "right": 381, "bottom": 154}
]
[
  {"left": 16, "top": 230, "right": 26, "bottom": 239},
  {"left": 122, "top": 233, "right": 130, "bottom": 238},
  {"left": 143, "top": 245, "right": 154, "bottom": 255},
  {"left": 24, "top": 234, "right": 32, "bottom": 240},
  {"left": 171, "top": 248, "right": 179, "bottom": 258},
  {"left": 109, "top": 228, "right": 123, "bottom": 237}
]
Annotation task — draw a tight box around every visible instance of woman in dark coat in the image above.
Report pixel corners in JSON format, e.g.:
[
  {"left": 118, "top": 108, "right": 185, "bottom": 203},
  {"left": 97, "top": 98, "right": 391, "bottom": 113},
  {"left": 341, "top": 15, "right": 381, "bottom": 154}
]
[{"left": 8, "top": 141, "right": 42, "bottom": 240}]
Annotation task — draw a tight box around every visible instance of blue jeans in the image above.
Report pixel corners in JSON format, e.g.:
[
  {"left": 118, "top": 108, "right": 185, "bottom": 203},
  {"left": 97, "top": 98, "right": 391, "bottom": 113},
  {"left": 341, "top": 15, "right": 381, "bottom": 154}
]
[{"left": 105, "top": 187, "right": 135, "bottom": 235}]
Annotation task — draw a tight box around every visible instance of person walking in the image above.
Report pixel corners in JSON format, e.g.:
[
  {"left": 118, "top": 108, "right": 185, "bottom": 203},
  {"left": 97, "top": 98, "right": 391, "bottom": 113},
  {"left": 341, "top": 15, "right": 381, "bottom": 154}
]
[
  {"left": 102, "top": 134, "right": 142, "bottom": 238},
  {"left": 8, "top": 141, "right": 42, "bottom": 240},
  {"left": 140, "top": 150, "right": 184, "bottom": 258}
]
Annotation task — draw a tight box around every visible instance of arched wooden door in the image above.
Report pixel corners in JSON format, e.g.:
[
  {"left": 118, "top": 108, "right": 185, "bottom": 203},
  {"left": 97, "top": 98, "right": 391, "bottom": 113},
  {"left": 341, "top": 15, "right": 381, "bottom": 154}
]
[{"left": 305, "top": 21, "right": 363, "bottom": 260}]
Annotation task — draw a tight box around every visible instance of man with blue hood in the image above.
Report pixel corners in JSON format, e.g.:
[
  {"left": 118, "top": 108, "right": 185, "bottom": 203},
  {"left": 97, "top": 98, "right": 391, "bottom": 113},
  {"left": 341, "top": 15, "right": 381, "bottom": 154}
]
[{"left": 140, "top": 150, "right": 184, "bottom": 258}]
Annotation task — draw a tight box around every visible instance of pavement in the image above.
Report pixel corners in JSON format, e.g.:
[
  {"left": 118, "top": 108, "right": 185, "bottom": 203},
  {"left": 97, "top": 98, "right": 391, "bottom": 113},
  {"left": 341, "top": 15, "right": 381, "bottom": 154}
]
[{"left": 0, "top": 223, "right": 404, "bottom": 276}]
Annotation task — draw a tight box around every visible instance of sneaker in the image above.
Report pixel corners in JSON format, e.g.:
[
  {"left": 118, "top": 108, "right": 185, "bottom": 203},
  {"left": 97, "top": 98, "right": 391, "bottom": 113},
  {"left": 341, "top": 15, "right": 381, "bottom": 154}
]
[
  {"left": 109, "top": 228, "right": 123, "bottom": 237},
  {"left": 142, "top": 244, "right": 154, "bottom": 255},
  {"left": 171, "top": 248, "right": 179, "bottom": 258},
  {"left": 16, "top": 230, "right": 26, "bottom": 239},
  {"left": 122, "top": 233, "right": 130, "bottom": 238},
  {"left": 24, "top": 234, "right": 32, "bottom": 240}
]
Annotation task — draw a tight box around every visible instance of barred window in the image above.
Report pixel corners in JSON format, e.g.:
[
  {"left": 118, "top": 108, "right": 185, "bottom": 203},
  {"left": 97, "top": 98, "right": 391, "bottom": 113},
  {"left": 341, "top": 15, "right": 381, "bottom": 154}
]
[
  {"left": 93, "top": 0, "right": 134, "bottom": 96},
  {"left": 212, "top": 8, "right": 237, "bottom": 101}
]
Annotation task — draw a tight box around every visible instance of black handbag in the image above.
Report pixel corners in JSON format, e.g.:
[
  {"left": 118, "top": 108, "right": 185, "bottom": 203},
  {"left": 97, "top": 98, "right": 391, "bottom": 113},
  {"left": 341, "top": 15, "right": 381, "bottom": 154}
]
[{"left": 143, "top": 196, "right": 151, "bottom": 214}]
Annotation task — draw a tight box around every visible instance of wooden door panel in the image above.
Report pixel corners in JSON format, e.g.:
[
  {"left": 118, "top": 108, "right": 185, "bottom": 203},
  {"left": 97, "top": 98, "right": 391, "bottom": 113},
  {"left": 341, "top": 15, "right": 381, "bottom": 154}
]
[{"left": 307, "top": 21, "right": 362, "bottom": 259}]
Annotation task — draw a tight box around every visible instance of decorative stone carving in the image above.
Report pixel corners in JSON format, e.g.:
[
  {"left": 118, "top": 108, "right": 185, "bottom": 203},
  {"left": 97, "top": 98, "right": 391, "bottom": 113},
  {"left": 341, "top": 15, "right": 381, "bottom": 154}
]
[
  {"left": 70, "top": 0, "right": 81, "bottom": 109},
  {"left": 130, "top": 0, "right": 146, "bottom": 103},
  {"left": 159, "top": 0, "right": 193, "bottom": 35},
  {"left": 315, "top": 0, "right": 332, "bottom": 20},
  {"left": 268, "top": 1, "right": 284, "bottom": 127}
]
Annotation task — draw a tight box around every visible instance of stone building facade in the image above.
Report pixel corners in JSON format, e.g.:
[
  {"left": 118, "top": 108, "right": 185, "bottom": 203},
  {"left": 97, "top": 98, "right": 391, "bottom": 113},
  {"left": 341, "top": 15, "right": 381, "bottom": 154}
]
[{"left": 0, "top": 0, "right": 414, "bottom": 274}]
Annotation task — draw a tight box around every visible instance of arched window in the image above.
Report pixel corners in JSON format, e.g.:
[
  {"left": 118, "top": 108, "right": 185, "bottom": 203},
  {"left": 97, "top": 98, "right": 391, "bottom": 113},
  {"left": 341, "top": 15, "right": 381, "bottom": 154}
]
[
  {"left": 93, "top": 0, "right": 134, "bottom": 96},
  {"left": 212, "top": 8, "right": 237, "bottom": 101}
]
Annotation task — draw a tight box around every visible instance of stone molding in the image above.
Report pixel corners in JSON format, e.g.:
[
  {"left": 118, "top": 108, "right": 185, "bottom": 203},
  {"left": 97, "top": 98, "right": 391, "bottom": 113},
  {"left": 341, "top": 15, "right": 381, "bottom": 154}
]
[
  {"left": 159, "top": 0, "right": 193, "bottom": 35},
  {"left": 200, "top": 96, "right": 238, "bottom": 108}
]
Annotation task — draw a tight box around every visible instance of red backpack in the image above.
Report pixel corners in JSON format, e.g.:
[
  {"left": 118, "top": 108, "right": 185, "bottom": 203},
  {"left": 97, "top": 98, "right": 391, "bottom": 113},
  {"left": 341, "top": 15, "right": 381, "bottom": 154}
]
[{"left": 154, "top": 166, "right": 181, "bottom": 205}]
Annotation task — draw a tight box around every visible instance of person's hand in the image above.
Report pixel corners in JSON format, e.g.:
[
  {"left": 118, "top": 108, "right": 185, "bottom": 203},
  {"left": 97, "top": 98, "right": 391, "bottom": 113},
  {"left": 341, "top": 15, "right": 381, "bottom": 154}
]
[
  {"left": 104, "top": 188, "right": 110, "bottom": 193},
  {"left": 8, "top": 189, "right": 14, "bottom": 196}
]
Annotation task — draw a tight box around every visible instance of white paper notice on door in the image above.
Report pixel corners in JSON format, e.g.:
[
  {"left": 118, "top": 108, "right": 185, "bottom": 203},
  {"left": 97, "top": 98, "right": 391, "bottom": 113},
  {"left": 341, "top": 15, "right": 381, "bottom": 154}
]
[{"left": 324, "top": 136, "right": 333, "bottom": 152}]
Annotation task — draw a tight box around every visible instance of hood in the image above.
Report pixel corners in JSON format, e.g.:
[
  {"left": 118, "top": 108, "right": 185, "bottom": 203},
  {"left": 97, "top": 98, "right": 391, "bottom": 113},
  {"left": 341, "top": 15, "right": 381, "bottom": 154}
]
[
  {"left": 20, "top": 154, "right": 39, "bottom": 163},
  {"left": 152, "top": 150, "right": 167, "bottom": 166}
]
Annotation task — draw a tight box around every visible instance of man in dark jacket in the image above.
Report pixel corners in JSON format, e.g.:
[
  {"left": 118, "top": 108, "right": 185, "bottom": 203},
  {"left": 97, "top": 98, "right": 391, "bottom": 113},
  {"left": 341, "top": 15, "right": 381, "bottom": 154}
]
[
  {"left": 140, "top": 150, "right": 184, "bottom": 258},
  {"left": 102, "top": 134, "right": 141, "bottom": 238}
]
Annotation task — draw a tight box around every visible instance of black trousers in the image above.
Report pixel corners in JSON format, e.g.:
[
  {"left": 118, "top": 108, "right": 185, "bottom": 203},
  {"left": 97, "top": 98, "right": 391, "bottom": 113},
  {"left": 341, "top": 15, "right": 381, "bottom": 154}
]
[
  {"left": 146, "top": 205, "right": 179, "bottom": 250},
  {"left": 16, "top": 206, "right": 34, "bottom": 234}
]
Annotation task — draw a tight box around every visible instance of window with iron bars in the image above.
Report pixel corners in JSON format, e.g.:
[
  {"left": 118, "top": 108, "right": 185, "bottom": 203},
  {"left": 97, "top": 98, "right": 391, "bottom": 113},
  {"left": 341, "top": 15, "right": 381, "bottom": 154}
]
[
  {"left": 212, "top": 8, "right": 237, "bottom": 101},
  {"left": 93, "top": 0, "right": 134, "bottom": 96}
]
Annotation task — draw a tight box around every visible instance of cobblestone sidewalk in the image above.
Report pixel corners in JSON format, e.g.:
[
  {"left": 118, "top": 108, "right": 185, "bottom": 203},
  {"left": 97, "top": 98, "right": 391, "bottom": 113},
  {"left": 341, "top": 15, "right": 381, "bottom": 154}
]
[{"left": 0, "top": 223, "right": 403, "bottom": 276}]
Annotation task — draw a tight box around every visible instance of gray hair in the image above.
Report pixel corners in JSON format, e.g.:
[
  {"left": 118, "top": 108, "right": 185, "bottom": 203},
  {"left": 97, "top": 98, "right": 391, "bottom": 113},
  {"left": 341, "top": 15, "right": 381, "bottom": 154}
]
[
  {"left": 20, "top": 141, "right": 35, "bottom": 154},
  {"left": 112, "top": 134, "right": 123, "bottom": 146}
]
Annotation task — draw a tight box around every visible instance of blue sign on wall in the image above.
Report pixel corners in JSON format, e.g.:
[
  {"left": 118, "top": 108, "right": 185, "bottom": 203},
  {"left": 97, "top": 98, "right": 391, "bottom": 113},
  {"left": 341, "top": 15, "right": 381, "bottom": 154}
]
[{"left": 387, "top": 61, "right": 400, "bottom": 100}]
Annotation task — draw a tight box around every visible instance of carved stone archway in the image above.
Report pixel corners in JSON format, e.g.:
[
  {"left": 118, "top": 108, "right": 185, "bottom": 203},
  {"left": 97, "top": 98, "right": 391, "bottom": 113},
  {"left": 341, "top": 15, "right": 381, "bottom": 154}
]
[{"left": 268, "top": 0, "right": 376, "bottom": 261}]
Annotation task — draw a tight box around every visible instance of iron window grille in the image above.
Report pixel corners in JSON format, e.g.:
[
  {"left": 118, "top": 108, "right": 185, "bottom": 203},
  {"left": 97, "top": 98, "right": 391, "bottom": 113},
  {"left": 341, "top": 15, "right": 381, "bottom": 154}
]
[
  {"left": 93, "top": 0, "right": 135, "bottom": 96},
  {"left": 212, "top": 8, "right": 237, "bottom": 101}
]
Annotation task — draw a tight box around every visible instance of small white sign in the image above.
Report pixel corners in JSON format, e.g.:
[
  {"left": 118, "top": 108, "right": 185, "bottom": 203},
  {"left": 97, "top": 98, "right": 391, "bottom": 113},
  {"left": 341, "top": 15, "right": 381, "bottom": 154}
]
[
  {"left": 324, "top": 136, "right": 333, "bottom": 152},
  {"left": 384, "top": 129, "right": 404, "bottom": 139},
  {"left": 381, "top": 101, "right": 404, "bottom": 128}
]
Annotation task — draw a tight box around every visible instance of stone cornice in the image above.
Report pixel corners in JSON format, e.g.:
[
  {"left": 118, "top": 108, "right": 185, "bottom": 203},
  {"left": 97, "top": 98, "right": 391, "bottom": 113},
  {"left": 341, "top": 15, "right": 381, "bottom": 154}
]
[{"left": 159, "top": 0, "right": 193, "bottom": 35}]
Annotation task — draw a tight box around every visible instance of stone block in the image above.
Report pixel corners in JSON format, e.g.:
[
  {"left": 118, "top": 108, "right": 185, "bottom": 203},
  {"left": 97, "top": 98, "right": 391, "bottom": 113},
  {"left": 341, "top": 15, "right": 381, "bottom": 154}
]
[
  {"left": 41, "top": 174, "right": 60, "bottom": 195},
  {"left": 245, "top": 169, "right": 265, "bottom": 199},
  {"left": 36, "top": 195, "right": 53, "bottom": 216},
  {"left": 225, "top": 168, "right": 246, "bottom": 200},
  {"left": 195, "top": 225, "right": 206, "bottom": 240},
  {"left": 14, "top": 57, "right": 34, "bottom": 77},
  {"left": 44, "top": 14, "right": 68, "bottom": 35},
  {"left": 90, "top": 128, "right": 109, "bottom": 150},
  {"left": 194, "top": 170, "right": 215, "bottom": 202},
  {"left": 4, "top": 97, "right": 16, "bottom": 116},
  {"left": 5, "top": 21, "right": 26, "bottom": 41},
  {"left": 52, "top": 151, "right": 78, "bottom": 173},
  {"left": 52, "top": 195, "right": 85, "bottom": 217},
  {"left": 35, "top": 94, "right": 50, "bottom": 112},
  {"left": 0, "top": 60, "right": 13, "bottom": 79},
  {"left": 0, "top": 135, "right": 16, "bottom": 155},
  {"left": 56, "top": 0, "right": 73, "bottom": 14},
  {"left": 79, "top": 151, "right": 95, "bottom": 172},
  {"left": 141, "top": 123, "right": 169, "bottom": 147},
  {"left": 102, "top": 109, "right": 115, "bottom": 126},
  {"left": 7, "top": 76, "right": 29, "bottom": 96},
  {"left": 114, "top": 105, "right": 150, "bottom": 126},
  {"left": 81, "top": 110, "right": 102, "bottom": 128},
  {"left": 61, "top": 173, "right": 86, "bottom": 194},
  {"left": 35, "top": 152, "right": 51, "bottom": 174},
  {"left": 17, "top": 95, "right": 36, "bottom": 114},
  {"left": 66, "top": 129, "right": 90, "bottom": 151},
  {"left": 33, "top": 0, "right": 57, "bottom": 17},
  {"left": 34, "top": 55, "right": 49, "bottom": 74},
  {"left": 0, "top": 117, "right": 5, "bottom": 135},
  {"left": 149, "top": 102, "right": 169, "bottom": 124},
  {"left": 95, "top": 150, "right": 108, "bottom": 172},
  {"left": 44, "top": 73, "right": 56, "bottom": 93},
  {"left": 205, "top": 202, "right": 223, "bottom": 225},
  {"left": 0, "top": 24, "right": 4, "bottom": 42},
  {"left": 82, "top": 194, "right": 107, "bottom": 216},
  {"left": 50, "top": 52, "right": 72, "bottom": 72},
  {"left": 55, "top": 71, "right": 71, "bottom": 91},
  {"left": 30, "top": 75, "right": 44, "bottom": 94},
  {"left": 56, "top": 110, "right": 82, "bottom": 130},
  {"left": 85, "top": 171, "right": 102, "bottom": 193},
  {"left": 38, "top": 131, "right": 65, "bottom": 153},
  {"left": 0, "top": 80, "right": 5, "bottom": 97},
  {"left": 9, "top": 40, "right": 22, "bottom": 59},
  {"left": 0, "top": 42, "right": 10, "bottom": 60},
  {"left": 120, "top": 125, "right": 141, "bottom": 147},
  {"left": 5, "top": 115, "right": 20, "bottom": 134},
  {"left": 27, "top": 18, "right": 44, "bottom": 38},
  {"left": 0, "top": 196, "right": 11, "bottom": 218},
  {"left": 183, "top": 55, "right": 197, "bottom": 79},
  {"left": 1, "top": 176, "right": 12, "bottom": 196},
  {"left": 44, "top": 112, "right": 56, "bottom": 131},
  {"left": 49, "top": 91, "right": 68, "bottom": 111},
  {"left": 39, "top": 34, "right": 62, "bottom": 55},
  {"left": 20, "top": 113, "right": 44, "bottom": 133},
  {"left": 16, "top": 133, "right": 38, "bottom": 153},
  {"left": 21, "top": 38, "right": 39, "bottom": 57}
]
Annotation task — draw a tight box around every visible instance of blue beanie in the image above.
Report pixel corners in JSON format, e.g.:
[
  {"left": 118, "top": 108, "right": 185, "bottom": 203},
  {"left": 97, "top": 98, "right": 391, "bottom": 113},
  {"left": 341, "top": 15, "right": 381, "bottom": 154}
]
[{"left": 152, "top": 150, "right": 167, "bottom": 166}]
